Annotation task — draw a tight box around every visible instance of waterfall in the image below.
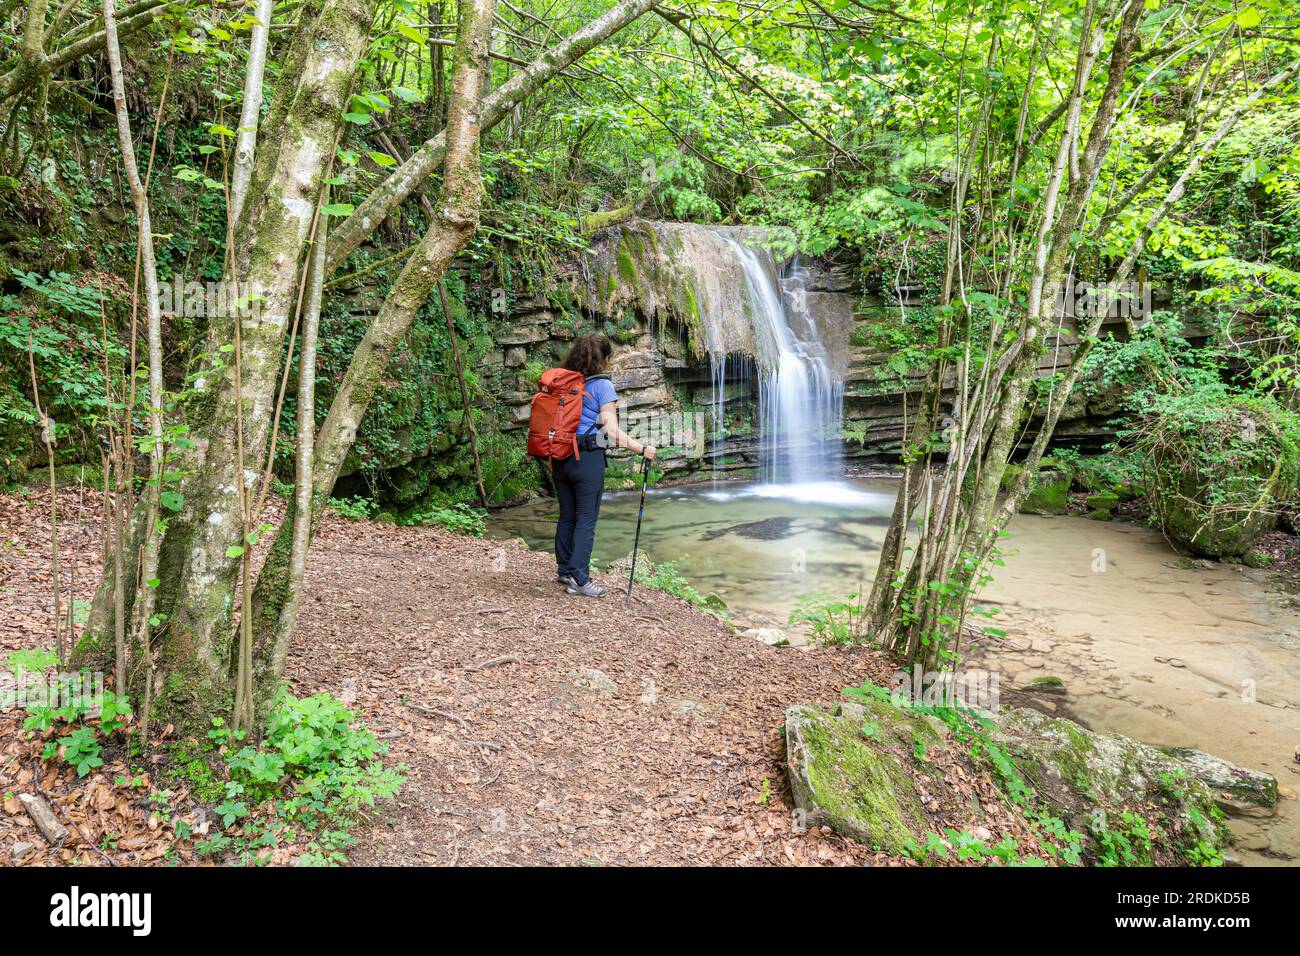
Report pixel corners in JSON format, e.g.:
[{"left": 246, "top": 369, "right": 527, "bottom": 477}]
[
  {"left": 718, "top": 236, "right": 844, "bottom": 486},
  {"left": 603, "top": 221, "right": 844, "bottom": 485}
]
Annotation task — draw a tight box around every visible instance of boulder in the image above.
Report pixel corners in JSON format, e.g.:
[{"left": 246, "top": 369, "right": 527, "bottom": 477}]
[
  {"left": 783, "top": 694, "right": 1264, "bottom": 864},
  {"left": 742, "top": 627, "right": 788, "bottom": 646},
  {"left": 994, "top": 707, "right": 1230, "bottom": 861},
  {"left": 784, "top": 700, "right": 940, "bottom": 853},
  {"left": 1158, "top": 747, "right": 1278, "bottom": 813},
  {"left": 1085, "top": 491, "right": 1119, "bottom": 514},
  {"left": 1161, "top": 493, "right": 1275, "bottom": 558},
  {"left": 1241, "top": 549, "right": 1274, "bottom": 569},
  {"left": 1021, "top": 471, "right": 1071, "bottom": 516}
]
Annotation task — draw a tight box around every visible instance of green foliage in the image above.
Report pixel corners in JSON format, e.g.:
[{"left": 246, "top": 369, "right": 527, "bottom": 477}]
[
  {"left": 624, "top": 555, "right": 725, "bottom": 617},
  {"left": 3, "top": 646, "right": 59, "bottom": 677},
  {"left": 0, "top": 272, "right": 123, "bottom": 445},
  {"left": 1091, "top": 810, "right": 1154, "bottom": 867},
  {"left": 399, "top": 501, "right": 487, "bottom": 536},
  {"left": 194, "top": 693, "right": 404, "bottom": 866},
  {"left": 788, "top": 592, "right": 861, "bottom": 646},
  {"left": 18, "top": 673, "right": 132, "bottom": 778},
  {"left": 655, "top": 155, "right": 723, "bottom": 223},
  {"left": 904, "top": 829, "right": 1024, "bottom": 866},
  {"left": 1046, "top": 447, "right": 1143, "bottom": 495},
  {"left": 329, "top": 496, "right": 378, "bottom": 521}
]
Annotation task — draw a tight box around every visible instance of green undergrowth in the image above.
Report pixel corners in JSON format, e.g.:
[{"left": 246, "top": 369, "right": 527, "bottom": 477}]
[
  {"left": 618, "top": 554, "right": 728, "bottom": 618},
  {"left": 165, "top": 691, "right": 405, "bottom": 866},
  {"left": 789, "top": 592, "right": 863, "bottom": 646},
  {"left": 6, "top": 647, "right": 402, "bottom": 867},
  {"left": 328, "top": 494, "right": 487, "bottom": 537}
]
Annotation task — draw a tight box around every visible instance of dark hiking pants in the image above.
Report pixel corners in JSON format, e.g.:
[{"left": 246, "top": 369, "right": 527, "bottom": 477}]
[{"left": 554, "top": 448, "right": 606, "bottom": 586}]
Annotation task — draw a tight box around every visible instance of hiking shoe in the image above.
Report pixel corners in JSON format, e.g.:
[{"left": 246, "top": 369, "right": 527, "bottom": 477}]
[
  {"left": 557, "top": 573, "right": 577, "bottom": 587},
  {"left": 565, "top": 580, "right": 607, "bottom": 598}
]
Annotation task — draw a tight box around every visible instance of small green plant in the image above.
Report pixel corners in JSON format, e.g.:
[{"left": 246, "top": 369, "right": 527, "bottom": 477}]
[
  {"left": 1091, "top": 810, "right": 1154, "bottom": 867},
  {"left": 22, "top": 683, "right": 132, "bottom": 778},
  {"left": 185, "top": 691, "right": 405, "bottom": 865},
  {"left": 625, "top": 556, "right": 725, "bottom": 617},
  {"left": 3, "top": 647, "right": 59, "bottom": 676},
  {"left": 399, "top": 501, "right": 487, "bottom": 536},
  {"left": 43, "top": 725, "right": 104, "bottom": 777},
  {"left": 328, "top": 496, "right": 378, "bottom": 521},
  {"left": 789, "top": 592, "right": 862, "bottom": 646}
]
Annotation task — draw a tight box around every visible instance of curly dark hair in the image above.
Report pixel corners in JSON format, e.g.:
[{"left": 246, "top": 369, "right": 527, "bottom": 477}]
[{"left": 560, "top": 333, "right": 613, "bottom": 378}]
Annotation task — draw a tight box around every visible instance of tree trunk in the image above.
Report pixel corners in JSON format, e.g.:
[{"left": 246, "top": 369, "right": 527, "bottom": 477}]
[
  {"left": 77, "top": 0, "right": 379, "bottom": 731},
  {"left": 229, "top": 0, "right": 276, "bottom": 226},
  {"left": 247, "top": 0, "right": 497, "bottom": 711}
]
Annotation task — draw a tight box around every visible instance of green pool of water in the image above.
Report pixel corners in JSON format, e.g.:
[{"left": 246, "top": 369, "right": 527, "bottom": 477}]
[{"left": 487, "top": 478, "right": 898, "bottom": 627}]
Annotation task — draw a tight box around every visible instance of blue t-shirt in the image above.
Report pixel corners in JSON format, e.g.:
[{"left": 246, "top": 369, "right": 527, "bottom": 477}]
[{"left": 580, "top": 376, "right": 617, "bottom": 434}]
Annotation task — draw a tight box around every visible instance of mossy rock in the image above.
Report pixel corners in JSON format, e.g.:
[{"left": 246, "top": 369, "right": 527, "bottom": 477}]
[
  {"left": 784, "top": 700, "right": 939, "bottom": 853},
  {"left": 1240, "top": 549, "right": 1274, "bottom": 569},
  {"left": 1085, "top": 491, "right": 1119, "bottom": 512},
  {"left": 1000, "top": 463, "right": 1023, "bottom": 492},
  {"left": 1143, "top": 398, "right": 1298, "bottom": 559},
  {"left": 1279, "top": 501, "right": 1298, "bottom": 535},
  {"left": 1157, "top": 747, "right": 1278, "bottom": 811},
  {"left": 1115, "top": 480, "right": 1146, "bottom": 501},
  {"left": 49, "top": 462, "right": 104, "bottom": 488},
  {"left": 1021, "top": 471, "right": 1071, "bottom": 516},
  {"left": 994, "top": 707, "right": 1235, "bottom": 864},
  {"left": 1161, "top": 495, "right": 1275, "bottom": 558}
]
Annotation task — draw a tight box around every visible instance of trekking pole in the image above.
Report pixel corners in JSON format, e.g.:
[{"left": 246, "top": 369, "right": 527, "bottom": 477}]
[{"left": 626, "top": 455, "right": 650, "bottom": 605}]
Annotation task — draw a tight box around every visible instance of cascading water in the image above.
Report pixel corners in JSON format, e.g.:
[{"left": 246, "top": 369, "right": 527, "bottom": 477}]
[
  {"left": 599, "top": 221, "right": 844, "bottom": 487},
  {"left": 717, "top": 236, "right": 844, "bottom": 486}
]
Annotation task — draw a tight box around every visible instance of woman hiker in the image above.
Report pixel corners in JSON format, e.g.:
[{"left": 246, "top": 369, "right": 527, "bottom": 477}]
[{"left": 553, "top": 334, "right": 656, "bottom": 597}]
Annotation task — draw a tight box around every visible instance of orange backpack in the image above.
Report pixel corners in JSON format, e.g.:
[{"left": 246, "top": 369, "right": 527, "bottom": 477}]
[{"left": 526, "top": 369, "right": 607, "bottom": 461}]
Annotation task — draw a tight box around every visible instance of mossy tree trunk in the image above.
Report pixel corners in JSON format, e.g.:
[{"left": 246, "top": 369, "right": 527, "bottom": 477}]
[
  {"left": 76, "top": 0, "right": 658, "bottom": 734},
  {"left": 248, "top": 0, "right": 497, "bottom": 710},
  {"left": 77, "top": 0, "right": 380, "bottom": 729}
]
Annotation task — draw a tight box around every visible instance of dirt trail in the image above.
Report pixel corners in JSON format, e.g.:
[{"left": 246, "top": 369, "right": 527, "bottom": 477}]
[
  {"left": 12, "top": 488, "right": 984, "bottom": 865},
  {"left": 285, "top": 516, "right": 911, "bottom": 865},
  {"left": 2, "top": 489, "right": 911, "bottom": 865}
]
